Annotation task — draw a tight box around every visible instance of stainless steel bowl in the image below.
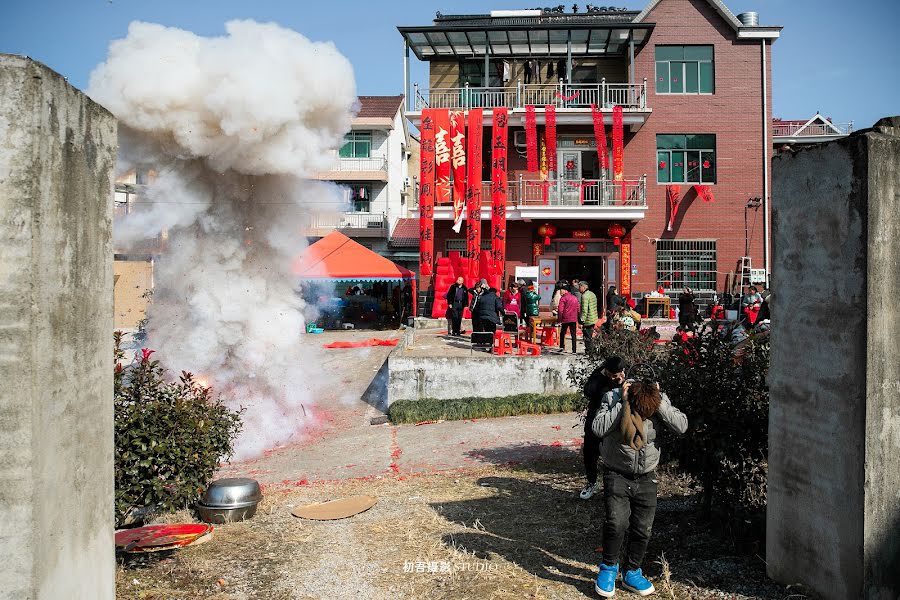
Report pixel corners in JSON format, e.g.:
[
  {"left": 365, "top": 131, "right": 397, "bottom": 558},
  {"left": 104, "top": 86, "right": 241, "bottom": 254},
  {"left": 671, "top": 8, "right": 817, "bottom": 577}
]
[
  {"left": 196, "top": 502, "right": 258, "bottom": 524},
  {"left": 200, "top": 478, "right": 262, "bottom": 508}
]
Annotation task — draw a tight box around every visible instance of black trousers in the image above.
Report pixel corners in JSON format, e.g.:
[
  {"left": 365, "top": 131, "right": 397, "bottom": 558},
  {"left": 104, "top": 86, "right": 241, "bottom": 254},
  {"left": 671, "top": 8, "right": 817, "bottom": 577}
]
[
  {"left": 602, "top": 470, "right": 658, "bottom": 572},
  {"left": 582, "top": 323, "right": 596, "bottom": 354},
  {"left": 477, "top": 321, "right": 497, "bottom": 334},
  {"left": 560, "top": 322, "right": 577, "bottom": 352},
  {"left": 583, "top": 397, "right": 603, "bottom": 484},
  {"left": 449, "top": 308, "right": 463, "bottom": 335}
]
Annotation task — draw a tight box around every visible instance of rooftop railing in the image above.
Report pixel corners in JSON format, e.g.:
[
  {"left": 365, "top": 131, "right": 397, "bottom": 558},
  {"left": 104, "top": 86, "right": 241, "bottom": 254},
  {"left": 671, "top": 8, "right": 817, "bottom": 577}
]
[
  {"left": 321, "top": 156, "right": 388, "bottom": 172},
  {"left": 414, "top": 79, "right": 647, "bottom": 112},
  {"left": 310, "top": 212, "right": 387, "bottom": 230},
  {"left": 772, "top": 121, "right": 853, "bottom": 138}
]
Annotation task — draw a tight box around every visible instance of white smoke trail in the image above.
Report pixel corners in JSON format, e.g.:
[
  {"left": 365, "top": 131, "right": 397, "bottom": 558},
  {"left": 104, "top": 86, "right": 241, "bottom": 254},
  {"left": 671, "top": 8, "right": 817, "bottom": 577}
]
[{"left": 90, "top": 20, "right": 357, "bottom": 459}]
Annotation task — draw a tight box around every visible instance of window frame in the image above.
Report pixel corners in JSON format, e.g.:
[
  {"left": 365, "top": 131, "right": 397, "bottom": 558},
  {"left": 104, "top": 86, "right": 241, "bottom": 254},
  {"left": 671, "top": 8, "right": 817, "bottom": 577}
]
[
  {"left": 656, "top": 134, "right": 716, "bottom": 185},
  {"left": 654, "top": 45, "right": 714, "bottom": 95},
  {"left": 655, "top": 239, "right": 717, "bottom": 292},
  {"left": 340, "top": 131, "right": 372, "bottom": 159}
]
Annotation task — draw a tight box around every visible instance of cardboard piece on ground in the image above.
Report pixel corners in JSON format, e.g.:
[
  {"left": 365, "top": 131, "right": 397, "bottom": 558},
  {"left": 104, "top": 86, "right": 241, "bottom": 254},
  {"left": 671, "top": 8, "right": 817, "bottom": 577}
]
[{"left": 291, "top": 495, "right": 378, "bottom": 520}]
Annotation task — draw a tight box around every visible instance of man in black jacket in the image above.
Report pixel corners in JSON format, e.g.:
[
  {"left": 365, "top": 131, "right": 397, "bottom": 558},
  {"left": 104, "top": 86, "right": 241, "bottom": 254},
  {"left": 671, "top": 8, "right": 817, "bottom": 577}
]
[
  {"left": 579, "top": 357, "right": 626, "bottom": 499},
  {"left": 444, "top": 276, "right": 470, "bottom": 336},
  {"left": 472, "top": 285, "right": 504, "bottom": 333}
]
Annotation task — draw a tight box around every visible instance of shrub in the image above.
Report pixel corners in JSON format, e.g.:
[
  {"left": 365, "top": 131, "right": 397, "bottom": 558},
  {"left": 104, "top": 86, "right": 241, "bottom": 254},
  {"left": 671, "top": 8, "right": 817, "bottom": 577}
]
[
  {"left": 114, "top": 331, "right": 242, "bottom": 527},
  {"left": 657, "top": 324, "right": 770, "bottom": 515},
  {"left": 389, "top": 392, "right": 581, "bottom": 424}
]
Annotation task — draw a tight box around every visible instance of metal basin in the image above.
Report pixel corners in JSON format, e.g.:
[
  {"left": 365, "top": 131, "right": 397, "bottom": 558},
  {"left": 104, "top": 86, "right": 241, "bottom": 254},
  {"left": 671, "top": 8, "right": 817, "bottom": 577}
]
[
  {"left": 196, "top": 502, "right": 258, "bottom": 524},
  {"left": 200, "top": 478, "right": 262, "bottom": 508}
]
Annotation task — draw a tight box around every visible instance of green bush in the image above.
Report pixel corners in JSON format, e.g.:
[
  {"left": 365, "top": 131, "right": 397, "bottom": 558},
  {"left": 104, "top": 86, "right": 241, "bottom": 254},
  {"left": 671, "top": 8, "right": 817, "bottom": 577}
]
[
  {"left": 114, "top": 331, "right": 242, "bottom": 527},
  {"left": 389, "top": 392, "right": 581, "bottom": 424},
  {"left": 657, "top": 325, "right": 770, "bottom": 515}
]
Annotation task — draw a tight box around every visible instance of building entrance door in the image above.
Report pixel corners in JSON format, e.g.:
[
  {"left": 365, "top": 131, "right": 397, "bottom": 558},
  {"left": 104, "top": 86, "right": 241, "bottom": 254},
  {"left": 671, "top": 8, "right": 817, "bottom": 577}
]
[
  {"left": 559, "top": 255, "right": 606, "bottom": 300},
  {"left": 558, "top": 150, "right": 582, "bottom": 205}
]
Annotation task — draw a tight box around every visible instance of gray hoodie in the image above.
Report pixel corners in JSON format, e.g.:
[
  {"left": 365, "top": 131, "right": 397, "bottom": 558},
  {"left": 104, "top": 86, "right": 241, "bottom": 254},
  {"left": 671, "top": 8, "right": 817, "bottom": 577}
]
[{"left": 591, "top": 387, "right": 688, "bottom": 475}]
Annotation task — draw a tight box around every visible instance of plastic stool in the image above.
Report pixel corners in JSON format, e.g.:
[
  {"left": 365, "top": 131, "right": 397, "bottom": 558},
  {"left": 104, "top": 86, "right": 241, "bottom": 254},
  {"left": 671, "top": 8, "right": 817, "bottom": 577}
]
[
  {"left": 493, "top": 331, "right": 514, "bottom": 356},
  {"left": 517, "top": 340, "right": 541, "bottom": 356},
  {"left": 540, "top": 326, "right": 559, "bottom": 347}
]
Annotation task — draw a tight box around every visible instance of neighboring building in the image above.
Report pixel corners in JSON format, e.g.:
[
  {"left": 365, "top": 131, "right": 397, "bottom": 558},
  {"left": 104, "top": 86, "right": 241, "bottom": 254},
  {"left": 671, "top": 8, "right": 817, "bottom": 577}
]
[
  {"left": 773, "top": 113, "right": 853, "bottom": 148},
  {"left": 307, "top": 95, "right": 416, "bottom": 270},
  {"left": 399, "top": 0, "right": 780, "bottom": 308}
]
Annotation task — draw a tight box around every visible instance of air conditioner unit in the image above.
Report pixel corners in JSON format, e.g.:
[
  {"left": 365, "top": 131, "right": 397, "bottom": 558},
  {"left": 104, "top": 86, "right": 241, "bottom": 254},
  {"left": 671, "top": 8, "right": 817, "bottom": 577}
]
[{"left": 513, "top": 130, "right": 527, "bottom": 151}]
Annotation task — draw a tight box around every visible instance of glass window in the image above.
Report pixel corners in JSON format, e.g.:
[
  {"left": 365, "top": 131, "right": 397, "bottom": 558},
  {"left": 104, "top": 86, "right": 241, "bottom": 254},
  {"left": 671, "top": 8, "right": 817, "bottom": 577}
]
[
  {"left": 656, "top": 239, "right": 717, "bottom": 291},
  {"left": 656, "top": 135, "right": 716, "bottom": 184},
  {"left": 655, "top": 45, "right": 714, "bottom": 94},
  {"left": 340, "top": 131, "right": 372, "bottom": 158}
]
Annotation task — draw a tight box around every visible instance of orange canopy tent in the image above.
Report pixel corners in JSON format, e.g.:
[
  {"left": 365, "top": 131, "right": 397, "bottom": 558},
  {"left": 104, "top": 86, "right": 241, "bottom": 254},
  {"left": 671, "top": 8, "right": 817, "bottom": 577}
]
[{"left": 294, "top": 231, "right": 416, "bottom": 315}]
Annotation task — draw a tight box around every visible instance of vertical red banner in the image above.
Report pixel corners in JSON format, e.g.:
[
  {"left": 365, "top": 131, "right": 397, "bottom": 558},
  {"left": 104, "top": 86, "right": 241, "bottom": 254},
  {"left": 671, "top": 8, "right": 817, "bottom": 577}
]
[
  {"left": 612, "top": 105, "right": 625, "bottom": 202},
  {"left": 545, "top": 105, "right": 557, "bottom": 174},
  {"left": 433, "top": 109, "right": 451, "bottom": 205},
  {"left": 449, "top": 110, "right": 466, "bottom": 232},
  {"left": 418, "top": 109, "right": 435, "bottom": 277},
  {"left": 666, "top": 184, "right": 681, "bottom": 231},
  {"left": 619, "top": 233, "right": 632, "bottom": 297},
  {"left": 525, "top": 105, "right": 538, "bottom": 172},
  {"left": 491, "top": 108, "right": 509, "bottom": 284},
  {"left": 591, "top": 104, "right": 609, "bottom": 172},
  {"left": 466, "top": 109, "right": 484, "bottom": 277}
]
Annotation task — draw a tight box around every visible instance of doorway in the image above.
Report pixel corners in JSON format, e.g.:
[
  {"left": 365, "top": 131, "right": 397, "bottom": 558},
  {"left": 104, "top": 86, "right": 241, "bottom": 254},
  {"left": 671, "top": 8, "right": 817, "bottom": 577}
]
[{"left": 558, "top": 255, "right": 605, "bottom": 299}]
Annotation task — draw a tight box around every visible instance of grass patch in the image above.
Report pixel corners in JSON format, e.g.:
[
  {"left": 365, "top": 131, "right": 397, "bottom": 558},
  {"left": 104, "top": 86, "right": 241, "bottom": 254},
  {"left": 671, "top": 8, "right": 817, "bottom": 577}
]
[{"left": 389, "top": 392, "right": 581, "bottom": 423}]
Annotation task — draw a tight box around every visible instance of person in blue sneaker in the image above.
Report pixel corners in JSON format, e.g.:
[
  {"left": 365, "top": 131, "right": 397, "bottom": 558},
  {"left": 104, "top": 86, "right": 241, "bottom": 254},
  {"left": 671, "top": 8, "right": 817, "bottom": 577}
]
[{"left": 591, "top": 370, "right": 688, "bottom": 597}]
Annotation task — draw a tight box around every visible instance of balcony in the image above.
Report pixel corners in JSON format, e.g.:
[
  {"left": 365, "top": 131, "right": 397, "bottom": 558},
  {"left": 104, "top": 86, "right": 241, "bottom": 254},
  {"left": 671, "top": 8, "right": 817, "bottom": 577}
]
[
  {"left": 414, "top": 176, "right": 647, "bottom": 222},
  {"left": 772, "top": 118, "right": 853, "bottom": 145},
  {"left": 313, "top": 156, "right": 389, "bottom": 182},
  {"left": 306, "top": 212, "right": 388, "bottom": 238},
  {"left": 410, "top": 80, "right": 650, "bottom": 128}
]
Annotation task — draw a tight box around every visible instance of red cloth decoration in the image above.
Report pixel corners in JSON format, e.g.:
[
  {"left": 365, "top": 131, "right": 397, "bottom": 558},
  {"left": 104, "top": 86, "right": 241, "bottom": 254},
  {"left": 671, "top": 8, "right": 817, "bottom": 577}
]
[
  {"left": 591, "top": 104, "right": 609, "bottom": 171},
  {"left": 545, "top": 105, "right": 557, "bottom": 173},
  {"left": 466, "top": 109, "right": 483, "bottom": 278},
  {"left": 666, "top": 184, "right": 681, "bottom": 232},
  {"left": 525, "top": 105, "right": 538, "bottom": 173},
  {"left": 693, "top": 184, "right": 715, "bottom": 202},
  {"left": 418, "top": 108, "right": 435, "bottom": 276},
  {"left": 433, "top": 109, "right": 451, "bottom": 205},
  {"left": 449, "top": 110, "right": 466, "bottom": 233},
  {"left": 323, "top": 338, "right": 400, "bottom": 349},
  {"left": 491, "top": 108, "right": 508, "bottom": 281},
  {"left": 612, "top": 105, "right": 625, "bottom": 202}
]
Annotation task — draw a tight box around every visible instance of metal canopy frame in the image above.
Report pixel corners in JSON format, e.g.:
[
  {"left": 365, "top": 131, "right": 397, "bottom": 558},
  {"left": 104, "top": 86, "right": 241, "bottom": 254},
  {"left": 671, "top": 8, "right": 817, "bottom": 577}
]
[{"left": 398, "top": 22, "right": 654, "bottom": 61}]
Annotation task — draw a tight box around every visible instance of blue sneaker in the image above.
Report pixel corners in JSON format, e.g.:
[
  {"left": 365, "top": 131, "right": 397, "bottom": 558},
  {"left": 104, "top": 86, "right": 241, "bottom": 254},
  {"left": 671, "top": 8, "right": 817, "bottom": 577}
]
[
  {"left": 622, "top": 568, "right": 655, "bottom": 596},
  {"left": 595, "top": 562, "right": 618, "bottom": 597}
]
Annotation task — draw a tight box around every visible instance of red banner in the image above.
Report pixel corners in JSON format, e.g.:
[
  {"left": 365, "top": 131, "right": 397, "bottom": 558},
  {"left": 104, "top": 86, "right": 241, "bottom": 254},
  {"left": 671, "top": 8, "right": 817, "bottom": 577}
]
[
  {"left": 491, "top": 108, "right": 508, "bottom": 282},
  {"left": 419, "top": 109, "right": 435, "bottom": 277},
  {"left": 612, "top": 105, "right": 625, "bottom": 201},
  {"left": 619, "top": 234, "right": 632, "bottom": 296},
  {"left": 449, "top": 111, "right": 466, "bottom": 232},
  {"left": 466, "top": 109, "right": 483, "bottom": 277},
  {"left": 666, "top": 184, "right": 681, "bottom": 232},
  {"left": 693, "top": 184, "right": 715, "bottom": 203},
  {"left": 591, "top": 104, "right": 609, "bottom": 172},
  {"left": 545, "top": 105, "right": 557, "bottom": 173},
  {"left": 525, "top": 105, "right": 538, "bottom": 172},
  {"left": 433, "top": 109, "right": 451, "bottom": 205}
]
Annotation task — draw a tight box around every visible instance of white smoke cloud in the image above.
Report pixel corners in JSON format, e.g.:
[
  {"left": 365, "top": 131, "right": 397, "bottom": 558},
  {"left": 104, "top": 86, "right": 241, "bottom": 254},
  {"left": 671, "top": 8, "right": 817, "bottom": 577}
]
[{"left": 90, "top": 20, "right": 358, "bottom": 459}]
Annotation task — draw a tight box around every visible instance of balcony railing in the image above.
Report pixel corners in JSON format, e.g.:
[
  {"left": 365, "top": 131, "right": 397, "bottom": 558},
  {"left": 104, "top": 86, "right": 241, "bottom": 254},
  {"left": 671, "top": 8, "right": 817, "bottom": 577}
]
[
  {"left": 419, "top": 176, "right": 647, "bottom": 209},
  {"left": 772, "top": 121, "right": 853, "bottom": 138},
  {"left": 310, "top": 212, "right": 387, "bottom": 230},
  {"left": 327, "top": 156, "right": 388, "bottom": 172},
  {"left": 414, "top": 79, "right": 647, "bottom": 112}
]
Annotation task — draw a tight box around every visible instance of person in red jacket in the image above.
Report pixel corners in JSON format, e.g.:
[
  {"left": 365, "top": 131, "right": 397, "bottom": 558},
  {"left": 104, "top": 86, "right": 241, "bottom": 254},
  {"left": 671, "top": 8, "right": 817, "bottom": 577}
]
[{"left": 557, "top": 288, "right": 581, "bottom": 353}]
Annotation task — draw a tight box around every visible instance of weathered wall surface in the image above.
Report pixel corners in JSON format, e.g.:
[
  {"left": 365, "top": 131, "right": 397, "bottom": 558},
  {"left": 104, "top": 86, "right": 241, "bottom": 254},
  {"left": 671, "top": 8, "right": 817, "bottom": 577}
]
[
  {"left": 0, "top": 55, "right": 116, "bottom": 599},
  {"left": 768, "top": 118, "right": 900, "bottom": 600}
]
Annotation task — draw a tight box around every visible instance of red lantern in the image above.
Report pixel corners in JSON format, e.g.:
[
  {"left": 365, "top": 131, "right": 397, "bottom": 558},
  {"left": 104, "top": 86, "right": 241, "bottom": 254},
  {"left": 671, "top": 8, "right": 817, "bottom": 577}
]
[
  {"left": 537, "top": 223, "right": 557, "bottom": 246},
  {"left": 607, "top": 223, "right": 626, "bottom": 246}
]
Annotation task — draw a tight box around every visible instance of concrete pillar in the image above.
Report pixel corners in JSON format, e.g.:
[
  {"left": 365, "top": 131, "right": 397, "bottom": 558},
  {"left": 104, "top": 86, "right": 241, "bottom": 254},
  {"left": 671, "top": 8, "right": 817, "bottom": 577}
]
[
  {"left": 0, "top": 55, "right": 116, "bottom": 599},
  {"left": 768, "top": 117, "right": 900, "bottom": 600}
]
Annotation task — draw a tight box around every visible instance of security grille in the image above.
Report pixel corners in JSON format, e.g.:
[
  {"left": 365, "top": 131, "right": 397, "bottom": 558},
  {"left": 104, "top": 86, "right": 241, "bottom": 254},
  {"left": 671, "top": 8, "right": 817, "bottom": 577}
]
[{"left": 656, "top": 239, "right": 717, "bottom": 291}]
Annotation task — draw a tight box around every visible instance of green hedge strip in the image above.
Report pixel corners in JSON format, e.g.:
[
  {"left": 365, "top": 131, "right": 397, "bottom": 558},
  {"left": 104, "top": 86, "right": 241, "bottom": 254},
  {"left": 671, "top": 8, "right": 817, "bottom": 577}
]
[{"left": 389, "top": 392, "right": 581, "bottom": 424}]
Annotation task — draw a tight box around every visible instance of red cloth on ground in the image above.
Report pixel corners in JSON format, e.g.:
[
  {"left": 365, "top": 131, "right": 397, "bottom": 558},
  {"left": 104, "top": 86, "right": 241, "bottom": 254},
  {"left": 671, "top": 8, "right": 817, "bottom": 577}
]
[{"left": 323, "top": 338, "right": 400, "bottom": 349}]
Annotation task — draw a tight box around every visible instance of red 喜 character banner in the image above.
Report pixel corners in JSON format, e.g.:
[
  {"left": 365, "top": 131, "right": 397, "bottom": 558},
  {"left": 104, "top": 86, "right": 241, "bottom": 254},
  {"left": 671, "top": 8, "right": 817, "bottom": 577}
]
[
  {"left": 591, "top": 104, "right": 609, "bottom": 172},
  {"left": 433, "top": 109, "right": 451, "bottom": 206},
  {"left": 545, "top": 105, "right": 557, "bottom": 174},
  {"left": 525, "top": 105, "right": 538, "bottom": 172},
  {"left": 490, "top": 108, "right": 509, "bottom": 283},
  {"left": 612, "top": 105, "right": 625, "bottom": 202},
  {"left": 418, "top": 109, "right": 435, "bottom": 277},
  {"left": 466, "top": 109, "right": 484, "bottom": 277},
  {"left": 449, "top": 110, "right": 466, "bottom": 233}
]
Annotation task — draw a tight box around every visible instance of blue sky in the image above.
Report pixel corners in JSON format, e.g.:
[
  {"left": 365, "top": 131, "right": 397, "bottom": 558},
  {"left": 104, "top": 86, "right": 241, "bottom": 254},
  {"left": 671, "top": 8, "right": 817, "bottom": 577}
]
[{"left": 1, "top": 0, "right": 897, "bottom": 128}]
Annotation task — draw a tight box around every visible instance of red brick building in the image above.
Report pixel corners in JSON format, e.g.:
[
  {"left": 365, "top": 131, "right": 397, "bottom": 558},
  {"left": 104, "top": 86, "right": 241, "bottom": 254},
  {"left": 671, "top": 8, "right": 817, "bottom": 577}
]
[{"left": 399, "top": 0, "right": 780, "bottom": 310}]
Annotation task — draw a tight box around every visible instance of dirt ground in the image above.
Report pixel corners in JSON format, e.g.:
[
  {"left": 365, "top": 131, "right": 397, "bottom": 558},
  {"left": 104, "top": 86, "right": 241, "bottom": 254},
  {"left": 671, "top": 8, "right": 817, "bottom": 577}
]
[{"left": 117, "top": 453, "right": 810, "bottom": 600}]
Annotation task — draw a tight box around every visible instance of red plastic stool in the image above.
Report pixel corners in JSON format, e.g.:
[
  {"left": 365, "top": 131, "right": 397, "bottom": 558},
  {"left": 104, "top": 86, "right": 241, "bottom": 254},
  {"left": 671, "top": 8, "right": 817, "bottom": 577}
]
[
  {"left": 493, "top": 331, "right": 514, "bottom": 356},
  {"left": 517, "top": 340, "right": 542, "bottom": 356},
  {"left": 540, "top": 326, "right": 559, "bottom": 347}
]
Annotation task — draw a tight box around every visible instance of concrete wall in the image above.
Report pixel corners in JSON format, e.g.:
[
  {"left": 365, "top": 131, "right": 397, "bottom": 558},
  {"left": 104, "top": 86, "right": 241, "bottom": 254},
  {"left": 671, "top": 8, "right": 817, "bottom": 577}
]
[
  {"left": 0, "top": 55, "right": 116, "bottom": 599},
  {"left": 768, "top": 118, "right": 900, "bottom": 600},
  {"left": 114, "top": 258, "right": 153, "bottom": 330},
  {"left": 387, "top": 331, "right": 577, "bottom": 403}
]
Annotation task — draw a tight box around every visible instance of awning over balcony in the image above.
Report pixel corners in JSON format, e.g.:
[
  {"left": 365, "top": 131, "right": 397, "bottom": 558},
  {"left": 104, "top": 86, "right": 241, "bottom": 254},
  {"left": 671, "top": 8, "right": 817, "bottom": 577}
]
[{"left": 398, "top": 21, "right": 654, "bottom": 61}]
